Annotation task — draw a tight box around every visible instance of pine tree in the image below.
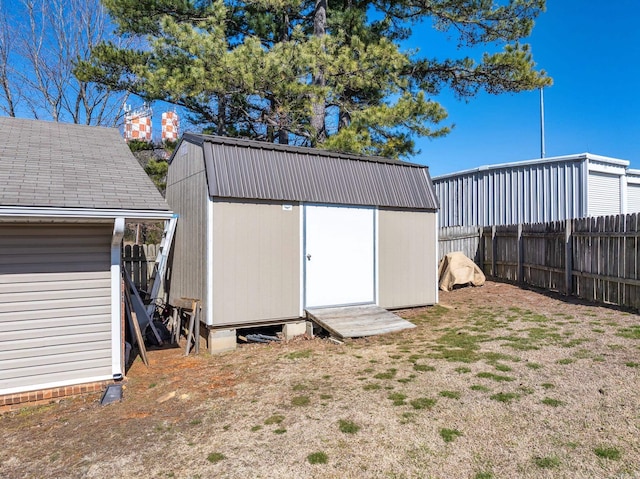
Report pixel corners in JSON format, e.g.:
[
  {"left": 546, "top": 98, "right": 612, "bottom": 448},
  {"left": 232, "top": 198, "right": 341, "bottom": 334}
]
[{"left": 77, "top": 0, "right": 551, "bottom": 158}]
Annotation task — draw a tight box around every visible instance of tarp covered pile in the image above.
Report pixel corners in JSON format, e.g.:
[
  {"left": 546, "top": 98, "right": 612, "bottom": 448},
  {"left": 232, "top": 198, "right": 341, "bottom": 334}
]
[{"left": 438, "top": 252, "right": 485, "bottom": 292}]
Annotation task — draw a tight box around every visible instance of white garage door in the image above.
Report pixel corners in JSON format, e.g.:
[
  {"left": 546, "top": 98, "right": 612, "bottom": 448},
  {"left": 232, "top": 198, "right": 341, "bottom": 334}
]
[
  {"left": 304, "top": 205, "right": 375, "bottom": 308},
  {"left": 588, "top": 172, "right": 621, "bottom": 217}
]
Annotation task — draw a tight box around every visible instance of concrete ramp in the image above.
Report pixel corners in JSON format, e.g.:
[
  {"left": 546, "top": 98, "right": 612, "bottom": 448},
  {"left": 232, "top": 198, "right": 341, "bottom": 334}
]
[{"left": 306, "top": 305, "right": 416, "bottom": 339}]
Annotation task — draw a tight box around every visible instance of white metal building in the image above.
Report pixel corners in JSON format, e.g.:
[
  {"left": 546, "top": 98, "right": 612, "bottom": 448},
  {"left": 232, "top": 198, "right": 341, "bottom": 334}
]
[{"left": 434, "top": 153, "right": 639, "bottom": 227}]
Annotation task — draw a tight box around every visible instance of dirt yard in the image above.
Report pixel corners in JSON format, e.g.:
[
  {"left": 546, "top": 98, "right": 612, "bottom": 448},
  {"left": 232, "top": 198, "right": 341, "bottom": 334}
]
[{"left": 2, "top": 281, "right": 639, "bottom": 479}]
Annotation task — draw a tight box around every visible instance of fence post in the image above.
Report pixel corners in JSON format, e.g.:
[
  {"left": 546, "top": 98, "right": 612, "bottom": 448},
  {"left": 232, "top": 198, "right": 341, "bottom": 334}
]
[
  {"left": 491, "top": 225, "right": 497, "bottom": 277},
  {"left": 517, "top": 223, "right": 523, "bottom": 284},
  {"left": 565, "top": 219, "right": 573, "bottom": 295},
  {"left": 478, "top": 227, "right": 484, "bottom": 268}
]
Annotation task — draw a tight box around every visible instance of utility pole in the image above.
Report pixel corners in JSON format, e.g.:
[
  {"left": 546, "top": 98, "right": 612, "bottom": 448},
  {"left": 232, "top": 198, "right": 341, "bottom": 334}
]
[{"left": 540, "top": 87, "right": 546, "bottom": 158}]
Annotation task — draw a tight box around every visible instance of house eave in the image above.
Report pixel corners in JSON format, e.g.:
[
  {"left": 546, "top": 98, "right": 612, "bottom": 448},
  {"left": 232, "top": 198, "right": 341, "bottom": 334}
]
[{"left": 0, "top": 206, "right": 175, "bottom": 222}]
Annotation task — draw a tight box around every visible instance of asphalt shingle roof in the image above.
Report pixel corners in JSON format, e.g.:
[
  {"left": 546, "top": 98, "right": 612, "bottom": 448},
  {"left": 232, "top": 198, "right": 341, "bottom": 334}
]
[{"left": 0, "top": 117, "right": 168, "bottom": 211}]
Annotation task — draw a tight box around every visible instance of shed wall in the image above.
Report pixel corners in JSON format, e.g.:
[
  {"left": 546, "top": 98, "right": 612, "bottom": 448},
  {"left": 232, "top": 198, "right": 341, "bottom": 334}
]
[
  {"left": 211, "top": 200, "right": 301, "bottom": 326},
  {"left": 166, "top": 142, "right": 208, "bottom": 311},
  {"left": 378, "top": 209, "right": 437, "bottom": 308},
  {"left": 434, "top": 160, "right": 586, "bottom": 227},
  {"left": 0, "top": 224, "right": 112, "bottom": 395}
]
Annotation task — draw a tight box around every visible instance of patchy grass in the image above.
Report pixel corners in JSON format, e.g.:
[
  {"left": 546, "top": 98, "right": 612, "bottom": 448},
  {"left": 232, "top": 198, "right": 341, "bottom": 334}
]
[
  {"left": 338, "top": 419, "right": 360, "bottom": 434},
  {"left": 307, "top": 451, "right": 328, "bottom": 464},
  {"left": 476, "top": 372, "right": 514, "bottom": 382},
  {"left": 617, "top": 326, "right": 640, "bottom": 340},
  {"left": 439, "top": 390, "right": 461, "bottom": 400},
  {"left": 4, "top": 281, "right": 640, "bottom": 479},
  {"left": 206, "top": 452, "right": 226, "bottom": 463},
  {"left": 374, "top": 368, "right": 398, "bottom": 380},
  {"left": 440, "top": 428, "right": 463, "bottom": 443},
  {"left": 541, "top": 397, "right": 564, "bottom": 407},
  {"left": 388, "top": 392, "right": 407, "bottom": 406},
  {"left": 470, "top": 384, "right": 491, "bottom": 392},
  {"left": 283, "top": 350, "right": 312, "bottom": 360},
  {"left": 556, "top": 358, "right": 575, "bottom": 365},
  {"left": 291, "top": 396, "right": 310, "bottom": 407},
  {"left": 594, "top": 446, "right": 622, "bottom": 460},
  {"left": 410, "top": 397, "right": 437, "bottom": 410},
  {"left": 363, "top": 383, "right": 382, "bottom": 391},
  {"left": 534, "top": 456, "right": 560, "bottom": 468},
  {"left": 493, "top": 363, "right": 512, "bottom": 372},
  {"left": 490, "top": 392, "right": 520, "bottom": 403},
  {"left": 264, "top": 414, "right": 285, "bottom": 425},
  {"left": 413, "top": 363, "right": 436, "bottom": 372}
]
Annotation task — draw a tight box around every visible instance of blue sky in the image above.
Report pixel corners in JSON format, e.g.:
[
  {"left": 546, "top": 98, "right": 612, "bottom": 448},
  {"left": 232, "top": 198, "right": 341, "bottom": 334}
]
[{"left": 410, "top": 1, "right": 640, "bottom": 177}]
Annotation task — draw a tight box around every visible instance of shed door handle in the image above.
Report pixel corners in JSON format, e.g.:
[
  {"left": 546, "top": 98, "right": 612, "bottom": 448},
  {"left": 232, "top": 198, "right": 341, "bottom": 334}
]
[{"left": 306, "top": 254, "right": 312, "bottom": 261}]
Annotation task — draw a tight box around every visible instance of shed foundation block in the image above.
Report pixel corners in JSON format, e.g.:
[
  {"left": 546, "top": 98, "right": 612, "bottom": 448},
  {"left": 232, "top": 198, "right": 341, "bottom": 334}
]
[
  {"left": 283, "top": 321, "right": 307, "bottom": 340},
  {"left": 208, "top": 328, "right": 237, "bottom": 354}
]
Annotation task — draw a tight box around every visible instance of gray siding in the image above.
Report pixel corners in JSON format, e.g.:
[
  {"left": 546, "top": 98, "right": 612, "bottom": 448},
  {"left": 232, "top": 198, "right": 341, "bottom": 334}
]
[
  {"left": 378, "top": 209, "right": 437, "bottom": 308},
  {"left": 211, "top": 200, "right": 301, "bottom": 326},
  {"left": 0, "top": 224, "right": 112, "bottom": 394},
  {"left": 165, "top": 142, "right": 208, "bottom": 311}
]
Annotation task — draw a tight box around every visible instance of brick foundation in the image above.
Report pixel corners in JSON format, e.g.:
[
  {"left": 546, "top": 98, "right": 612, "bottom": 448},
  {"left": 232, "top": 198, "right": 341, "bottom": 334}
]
[{"left": 0, "top": 380, "right": 114, "bottom": 413}]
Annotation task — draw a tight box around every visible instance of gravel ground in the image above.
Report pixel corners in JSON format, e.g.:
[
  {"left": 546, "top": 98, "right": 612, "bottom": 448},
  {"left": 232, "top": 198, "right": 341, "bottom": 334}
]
[{"left": 2, "top": 281, "right": 639, "bottom": 479}]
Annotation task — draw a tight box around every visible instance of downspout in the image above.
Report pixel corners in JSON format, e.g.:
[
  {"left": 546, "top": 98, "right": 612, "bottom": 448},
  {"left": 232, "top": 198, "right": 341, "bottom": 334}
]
[{"left": 110, "top": 217, "right": 125, "bottom": 380}]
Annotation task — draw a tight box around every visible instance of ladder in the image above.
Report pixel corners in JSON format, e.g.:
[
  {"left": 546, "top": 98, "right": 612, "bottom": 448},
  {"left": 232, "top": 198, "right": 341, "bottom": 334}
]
[{"left": 145, "top": 214, "right": 178, "bottom": 316}]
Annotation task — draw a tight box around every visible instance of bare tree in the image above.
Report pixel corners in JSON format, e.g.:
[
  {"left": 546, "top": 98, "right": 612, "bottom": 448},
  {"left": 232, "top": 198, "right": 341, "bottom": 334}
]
[
  {"left": 0, "top": 0, "right": 128, "bottom": 125},
  {"left": 0, "top": 7, "right": 19, "bottom": 117}
]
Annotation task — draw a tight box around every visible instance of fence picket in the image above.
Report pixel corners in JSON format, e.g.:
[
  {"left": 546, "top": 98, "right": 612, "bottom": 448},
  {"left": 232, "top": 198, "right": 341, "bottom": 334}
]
[{"left": 122, "top": 243, "right": 160, "bottom": 293}]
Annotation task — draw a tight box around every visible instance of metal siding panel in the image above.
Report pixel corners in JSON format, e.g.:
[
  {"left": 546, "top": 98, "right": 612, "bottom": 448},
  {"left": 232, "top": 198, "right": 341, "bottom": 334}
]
[
  {"left": 166, "top": 142, "right": 208, "bottom": 314},
  {"left": 0, "top": 224, "right": 112, "bottom": 395},
  {"left": 212, "top": 201, "right": 300, "bottom": 326},
  {"left": 378, "top": 210, "right": 437, "bottom": 308},
  {"left": 204, "top": 139, "right": 437, "bottom": 209}
]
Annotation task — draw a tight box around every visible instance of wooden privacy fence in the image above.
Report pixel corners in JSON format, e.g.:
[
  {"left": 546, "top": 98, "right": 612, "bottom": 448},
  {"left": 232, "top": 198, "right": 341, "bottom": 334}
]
[
  {"left": 122, "top": 244, "right": 160, "bottom": 294},
  {"left": 438, "top": 226, "right": 481, "bottom": 262},
  {"left": 479, "top": 213, "right": 640, "bottom": 310}
]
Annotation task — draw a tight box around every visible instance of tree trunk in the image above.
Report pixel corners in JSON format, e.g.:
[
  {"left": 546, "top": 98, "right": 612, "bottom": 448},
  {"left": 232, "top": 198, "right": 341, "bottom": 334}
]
[{"left": 310, "top": 0, "right": 326, "bottom": 145}]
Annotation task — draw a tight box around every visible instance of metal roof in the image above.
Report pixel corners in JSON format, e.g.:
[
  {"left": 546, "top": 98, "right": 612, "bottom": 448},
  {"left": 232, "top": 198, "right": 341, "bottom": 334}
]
[
  {"left": 433, "top": 153, "right": 630, "bottom": 181},
  {"left": 177, "top": 133, "right": 438, "bottom": 210},
  {"left": 0, "top": 117, "right": 169, "bottom": 211}
]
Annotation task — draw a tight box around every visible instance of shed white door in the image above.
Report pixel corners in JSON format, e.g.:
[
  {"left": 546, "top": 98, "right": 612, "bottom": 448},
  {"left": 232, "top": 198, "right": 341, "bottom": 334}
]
[{"left": 304, "top": 205, "right": 375, "bottom": 308}]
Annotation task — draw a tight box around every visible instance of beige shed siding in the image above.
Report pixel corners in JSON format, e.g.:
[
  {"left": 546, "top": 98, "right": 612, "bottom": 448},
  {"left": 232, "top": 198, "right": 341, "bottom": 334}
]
[
  {"left": 0, "top": 224, "right": 112, "bottom": 394},
  {"left": 211, "top": 200, "right": 301, "bottom": 326},
  {"left": 166, "top": 142, "right": 208, "bottom": 310},
  {"left": 378, "top": 209, "right": 437, "bottom": 308}
]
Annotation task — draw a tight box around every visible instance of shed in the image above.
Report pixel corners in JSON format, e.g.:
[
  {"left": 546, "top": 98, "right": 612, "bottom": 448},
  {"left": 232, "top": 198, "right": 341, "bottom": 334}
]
[
  {"left": 433, "top": 153, "right": 638, "bottom": 227},
  {"left": 0, "top": 117, "right": 172, "bottom": 408},
  {"left": 166, "top": 134, "right": 439, "bottom": 352}
]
